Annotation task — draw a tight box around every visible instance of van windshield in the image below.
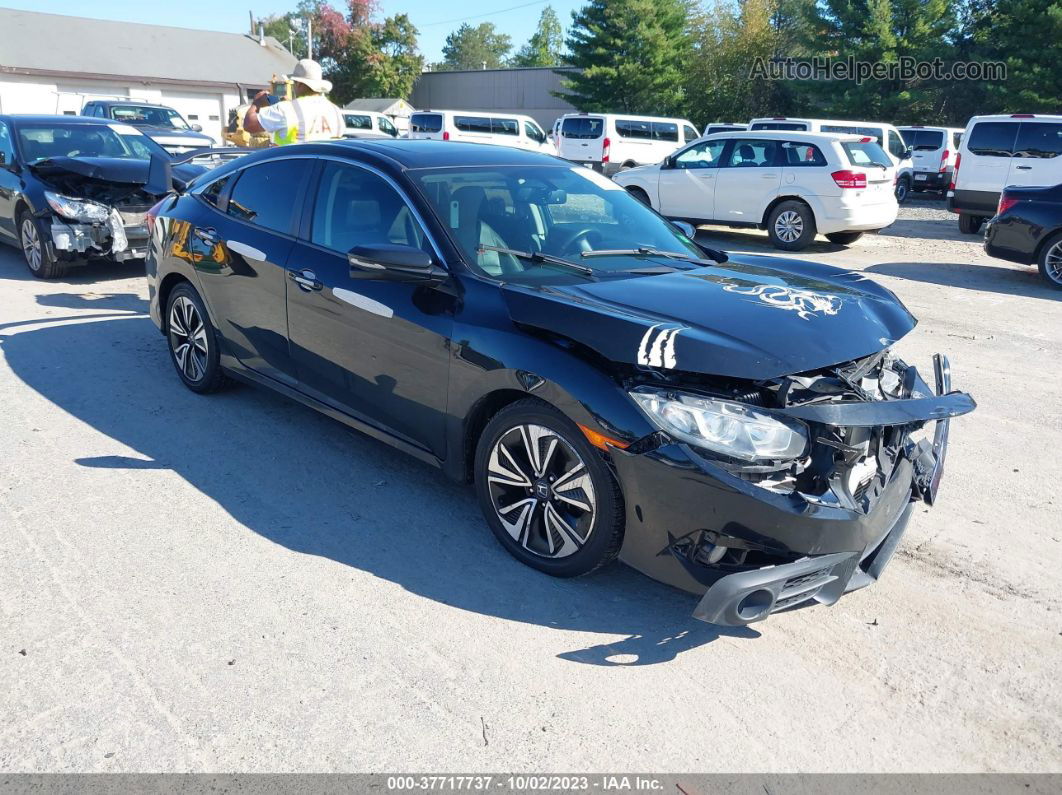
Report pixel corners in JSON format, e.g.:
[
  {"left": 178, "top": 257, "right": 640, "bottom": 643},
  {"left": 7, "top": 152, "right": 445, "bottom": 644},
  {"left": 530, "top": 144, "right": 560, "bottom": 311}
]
[{"left": 412, "top": 164, "right": 707, "bottom": 283}]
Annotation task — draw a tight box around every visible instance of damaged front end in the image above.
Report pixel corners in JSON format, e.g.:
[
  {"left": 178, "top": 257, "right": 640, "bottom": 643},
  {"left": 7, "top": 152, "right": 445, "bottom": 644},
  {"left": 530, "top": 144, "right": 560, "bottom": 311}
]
[
  {"left": 612, "top": 350, "right": 975, "bottom": 626},
  {"left": 31, "top": 158, "right": 165, "bottom": 264}
]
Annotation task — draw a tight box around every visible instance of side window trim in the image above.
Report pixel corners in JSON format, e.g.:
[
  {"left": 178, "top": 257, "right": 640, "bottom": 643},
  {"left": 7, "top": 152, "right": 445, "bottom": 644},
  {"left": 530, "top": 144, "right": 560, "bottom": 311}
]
[{"left": 300, "top": 156, "right": 446, "bottom": 268}]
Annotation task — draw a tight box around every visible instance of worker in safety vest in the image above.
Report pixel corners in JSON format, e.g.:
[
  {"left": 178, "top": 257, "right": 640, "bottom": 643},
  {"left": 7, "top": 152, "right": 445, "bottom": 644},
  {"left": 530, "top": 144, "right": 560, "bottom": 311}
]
[{"left": 242, "top": 59, "right": 344, "bottom": 145}]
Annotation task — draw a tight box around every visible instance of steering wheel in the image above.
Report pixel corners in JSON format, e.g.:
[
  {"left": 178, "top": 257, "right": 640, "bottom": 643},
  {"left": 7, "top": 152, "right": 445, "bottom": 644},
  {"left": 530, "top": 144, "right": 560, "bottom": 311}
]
[{"left": 551, "top": 226, "right": 601, "bottom": 254}]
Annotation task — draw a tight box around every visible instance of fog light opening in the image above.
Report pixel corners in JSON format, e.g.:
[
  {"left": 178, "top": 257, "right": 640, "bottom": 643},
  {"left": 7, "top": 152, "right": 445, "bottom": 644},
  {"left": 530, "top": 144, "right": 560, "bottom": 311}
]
[{"left": 737, "top": 589, "right": 774, "bottom": 621}]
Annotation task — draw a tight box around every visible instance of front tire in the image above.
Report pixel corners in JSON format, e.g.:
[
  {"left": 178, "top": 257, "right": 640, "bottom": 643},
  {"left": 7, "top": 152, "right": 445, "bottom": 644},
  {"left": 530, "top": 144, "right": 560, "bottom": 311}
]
[
  {"left": 895, "top": 176, "right": 911, "bottom": 204},
  {"left": 625, "top": 186, "right": 651, "bottom": 207},
  {"left": 825, "top": 231, "right": 864, "bottom": 245},
  {"left": 165, "top": 282, "right": 229, "bottom": 393},
  {"left": 1037, "top": 231, "right": 1062, "bottom": 290},
  {"left": 958, "top": 213, "right": 984, "bottom": 235},
  {"left": 474, "top": 399, "right": 624, "bottom": 578},
  {"left": 767, "top": 200, "right": 816, "bottom": 251},
  {"left": 19, "top": 211, "right": 66, "bottom": 279}
]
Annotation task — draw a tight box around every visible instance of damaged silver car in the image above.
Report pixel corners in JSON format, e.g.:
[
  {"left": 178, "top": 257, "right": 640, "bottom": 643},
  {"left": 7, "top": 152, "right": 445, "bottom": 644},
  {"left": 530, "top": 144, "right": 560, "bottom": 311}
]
[{"left": 0, "top": 115, "right": 208, "bottom": 278}]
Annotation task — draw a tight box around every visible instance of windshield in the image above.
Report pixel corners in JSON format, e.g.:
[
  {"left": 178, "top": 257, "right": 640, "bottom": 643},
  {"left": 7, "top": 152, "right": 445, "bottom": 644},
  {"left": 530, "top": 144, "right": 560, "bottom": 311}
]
[
  {"left": 412, "top": 165, "right": 707, "bottom": 283},
  {"left": 110, "top": 105, "right": 190, "bottom": 130},
  {"left": 16, "top": 123, "right": 167, "bottom": 163}
]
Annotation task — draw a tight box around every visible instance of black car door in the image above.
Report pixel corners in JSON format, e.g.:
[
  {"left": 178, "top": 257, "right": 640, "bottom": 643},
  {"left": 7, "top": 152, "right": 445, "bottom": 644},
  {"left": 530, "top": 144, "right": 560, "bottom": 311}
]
[
  {"left": 188, "top": 158, "right": 310, "bottom": 387},
  {"left": 0, "top": 121, "right": 19, "bottom": 241},
  {"left": 285, "top": 159, "right": 454, "bottom": 457}
]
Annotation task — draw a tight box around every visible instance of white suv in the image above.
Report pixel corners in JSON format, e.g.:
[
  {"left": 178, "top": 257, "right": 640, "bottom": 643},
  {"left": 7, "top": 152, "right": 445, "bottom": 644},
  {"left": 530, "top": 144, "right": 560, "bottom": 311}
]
[{"left": 613, "top": 130, "right": 898, "bottom": 251}]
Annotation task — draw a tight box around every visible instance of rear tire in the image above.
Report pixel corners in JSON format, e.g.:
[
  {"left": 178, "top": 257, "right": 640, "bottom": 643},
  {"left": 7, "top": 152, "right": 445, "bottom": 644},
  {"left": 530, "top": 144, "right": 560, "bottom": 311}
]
[
  {"left": 165, "top": 282, "right": 230, "bottom": 394},
  {"left": 825, "top": 231, "right": 864, "bottom": 245},
  {"left": 958, "top": 213, "right": 984, "bottom": 235},
  {"left": 1037, "top": 231, "right": 1062, "bottom": 290},
  {"left": 19, "top": 211, "right": 66, "bottom": 279},
  {"left": 474, "top": 399, "right": 624, "bottom": 578},
  {"left": 767, "top": 200, "right": 816, "bottom": 251}
]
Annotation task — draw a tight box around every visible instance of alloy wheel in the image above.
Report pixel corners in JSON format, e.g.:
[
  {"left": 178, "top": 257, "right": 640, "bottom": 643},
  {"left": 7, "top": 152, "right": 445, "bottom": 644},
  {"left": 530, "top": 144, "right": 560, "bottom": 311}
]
[
  {"left": 1045, "top": 241, "right": 1062, "bottom": 285},
  {"left": 168, "top": 296, "right": 209, "bottom": 383},
  {"left": 21, "top": 218, "right": 41, "bottom": 272},
  {"left": 774, "top": 210, "right": 803, "bottom": 243},
  {"left": 486, "top": 424, "right": 596, "bottom": 559}
]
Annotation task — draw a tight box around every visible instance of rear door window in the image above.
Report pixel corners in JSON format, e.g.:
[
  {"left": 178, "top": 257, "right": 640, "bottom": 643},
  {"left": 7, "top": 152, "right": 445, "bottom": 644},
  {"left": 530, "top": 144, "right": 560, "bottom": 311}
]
[
  {"left": 652, "top": 122, "right": 679, "bottom": 142},
  {"left": 1014, "top": 122, "right": 1062, "bottom": 158},
  {"left": 225, "top": 160, "right": 306, "bottom": 234},
  {"left": 491, "top": 118, "right": 519, "bottom": 136},
  {"left": 966, "top": 122, "right": 1018, "bottom": 157},
  {"left": 615, "top": 119, "right": 652, "bottom": 140},
  {"left": 410, "top": 113, "right": 443, "bottom": 133}
]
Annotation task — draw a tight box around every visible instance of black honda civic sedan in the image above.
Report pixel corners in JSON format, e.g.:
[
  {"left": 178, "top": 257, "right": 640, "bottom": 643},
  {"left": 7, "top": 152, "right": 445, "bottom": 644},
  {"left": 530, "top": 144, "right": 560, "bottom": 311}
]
[
  {"left": 145, "top": 140, "right": 975, "bottom": 626},
  {"left": 983, "top": 182, "right": 1062, "bottom": 289}
]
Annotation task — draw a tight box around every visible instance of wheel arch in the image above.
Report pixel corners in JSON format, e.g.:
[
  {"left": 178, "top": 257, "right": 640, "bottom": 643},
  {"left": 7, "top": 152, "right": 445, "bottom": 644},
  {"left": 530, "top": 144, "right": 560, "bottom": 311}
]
[
  {"left": 1032, "top": 226, "right": 1062, "bottom": 268},
  {"left": 761, "top": 195, "right": 815, "bottom": 229},
  {"left": 157, "top": 272, "right": 194, "bottom": 333}
]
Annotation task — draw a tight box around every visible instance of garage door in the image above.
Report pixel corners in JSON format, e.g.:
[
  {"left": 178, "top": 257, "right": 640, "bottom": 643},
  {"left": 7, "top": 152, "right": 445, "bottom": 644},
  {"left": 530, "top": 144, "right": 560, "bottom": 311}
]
[{"left": 160, "top": 92, "right": 225, "bottom": 145}]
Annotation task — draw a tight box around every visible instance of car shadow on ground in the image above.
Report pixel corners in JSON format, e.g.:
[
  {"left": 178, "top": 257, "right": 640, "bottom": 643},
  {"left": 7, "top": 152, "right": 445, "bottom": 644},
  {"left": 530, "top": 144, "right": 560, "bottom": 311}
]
[
  {"left": 0, "top": 246, "right": 146, "bottom": 285},
  {"left": 864, "top": 260, "right": 1061, "bottom": 301},
  {"left": 876, "top": 218, "right": 975, "bottom": 244},
  {"left": 1, "top": 284, "right": 759, "bottom": 665},
  {"left": 694, "top": 228, "right": 848, "bottom": 255}
]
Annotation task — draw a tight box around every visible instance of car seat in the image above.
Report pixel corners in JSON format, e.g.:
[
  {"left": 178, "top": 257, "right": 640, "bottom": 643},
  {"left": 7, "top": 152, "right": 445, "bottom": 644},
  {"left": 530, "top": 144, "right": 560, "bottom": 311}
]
[{"left": 450, "top": 185, "right": 519, "bottom": 276}]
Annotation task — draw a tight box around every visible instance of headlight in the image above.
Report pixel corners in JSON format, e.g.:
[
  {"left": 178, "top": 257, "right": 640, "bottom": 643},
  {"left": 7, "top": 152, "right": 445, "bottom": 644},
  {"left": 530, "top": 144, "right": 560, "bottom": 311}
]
[
  {"left": 630, "top": 389, "right": 808, "bottom": 462},
  {"left": 44, "top": 191, "right": 110, "bottom": 223}
]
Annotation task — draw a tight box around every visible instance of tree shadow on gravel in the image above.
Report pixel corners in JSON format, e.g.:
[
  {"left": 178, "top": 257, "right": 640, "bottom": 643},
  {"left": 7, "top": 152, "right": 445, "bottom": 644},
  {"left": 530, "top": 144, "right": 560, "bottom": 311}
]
[{"left": 3, "top": 306, "right": 759, "bottom": 666}]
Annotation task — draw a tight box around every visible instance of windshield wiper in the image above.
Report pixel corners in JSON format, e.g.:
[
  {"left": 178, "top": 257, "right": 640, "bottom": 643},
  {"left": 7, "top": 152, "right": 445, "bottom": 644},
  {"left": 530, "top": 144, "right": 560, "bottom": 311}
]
[
  {"left": 580, "top": 246, "right": 716, "bottom": 266},
  {"left": 478, "top": 245, "right": 595, "bottom": 276}
]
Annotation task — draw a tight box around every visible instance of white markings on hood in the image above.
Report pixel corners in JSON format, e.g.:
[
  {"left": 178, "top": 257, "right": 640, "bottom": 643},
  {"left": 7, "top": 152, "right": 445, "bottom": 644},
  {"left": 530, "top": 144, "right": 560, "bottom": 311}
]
[
  {"left": 637, "top": 323, "right": 683, "bottom": 368},
  {"left": 722, "top": 283, "right": 842, "bottom": 320}
]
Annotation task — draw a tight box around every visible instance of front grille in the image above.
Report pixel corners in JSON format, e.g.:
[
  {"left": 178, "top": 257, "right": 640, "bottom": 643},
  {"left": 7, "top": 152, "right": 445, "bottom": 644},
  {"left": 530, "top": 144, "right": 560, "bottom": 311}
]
[{"left": 784, "top": 567, "right": 831, "bottom": 591}]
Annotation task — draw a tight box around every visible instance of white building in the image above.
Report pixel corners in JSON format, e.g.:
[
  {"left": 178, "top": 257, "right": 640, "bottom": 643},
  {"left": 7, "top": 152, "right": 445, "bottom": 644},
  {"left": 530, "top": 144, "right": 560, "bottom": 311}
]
[{"left": 0, "top": 8, "right": 297, "bottom": 144}]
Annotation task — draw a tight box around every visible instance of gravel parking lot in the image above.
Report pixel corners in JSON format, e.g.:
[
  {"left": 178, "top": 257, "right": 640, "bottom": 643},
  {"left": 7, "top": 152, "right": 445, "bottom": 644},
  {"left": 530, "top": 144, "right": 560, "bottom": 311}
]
[{"left": 1, "top": 195, "right": 1060, "bottom": 772}]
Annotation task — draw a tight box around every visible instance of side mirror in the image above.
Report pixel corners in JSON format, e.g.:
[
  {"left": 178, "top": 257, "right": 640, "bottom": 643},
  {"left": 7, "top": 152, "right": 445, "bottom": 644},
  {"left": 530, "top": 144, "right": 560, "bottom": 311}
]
[
  {"left": 670, "top": 220, "right": 696, "bottom": 239},
  {"left": 902, "top": 147, "right": 912, "bottom": 160},
  {"left": 191, "top": 124, "right": 203, "bottom": 132},
  {"left": 662, "top": 155, "right": 675, "bottom": 169},
  {"left": 348, "top": 243, "right": 446, "bottom": 283}
]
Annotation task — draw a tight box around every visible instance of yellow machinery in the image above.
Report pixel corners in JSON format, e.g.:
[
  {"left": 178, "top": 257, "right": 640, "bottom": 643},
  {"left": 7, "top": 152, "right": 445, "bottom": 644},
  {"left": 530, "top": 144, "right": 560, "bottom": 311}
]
[{"left": 223, "top": 74, "right": 293, "bottom": 148}]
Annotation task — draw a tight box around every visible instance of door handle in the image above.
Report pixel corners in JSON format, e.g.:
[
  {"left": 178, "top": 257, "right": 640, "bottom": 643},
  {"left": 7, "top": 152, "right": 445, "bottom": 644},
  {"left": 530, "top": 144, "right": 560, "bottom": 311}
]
[
  {"left": 762, "top": 173, "right": 778, "bottom": 179},
  {"left": 194, "top": 227, "right": 219, "bottom": 245},
  {"left": 1015, "top": 165, "right": 1032, "bottom": 170},
  {"left": 288, "top": 269, "right": 322, "bottom": 291}
]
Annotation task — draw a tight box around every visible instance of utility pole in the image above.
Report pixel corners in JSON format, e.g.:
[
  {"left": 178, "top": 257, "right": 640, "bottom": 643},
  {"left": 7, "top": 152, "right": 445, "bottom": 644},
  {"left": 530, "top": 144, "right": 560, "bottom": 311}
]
[{"left": 306, "top": 16, "right": 313, "bottom": 60}]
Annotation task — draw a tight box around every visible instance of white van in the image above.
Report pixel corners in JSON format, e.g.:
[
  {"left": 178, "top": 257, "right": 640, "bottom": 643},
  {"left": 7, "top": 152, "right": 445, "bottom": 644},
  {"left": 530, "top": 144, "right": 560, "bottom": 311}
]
[
  {"left": 555, "top": 113, "right": 701, "bottom": 175},
  {"left": 408, "top": 110, "right": 554, "bottom": 154},
  {"left": 897, "top": 126, "right": 963, "bottom": 193},
  {"left": 749, "top": 118, "right": 913, "bottom": 201},
  {"left": 342, "top": 110, "right": 399, "bottom": 139},
  {"left": 703, "top": 122, "right": 748, "bottom": 136},
  {"left": 948, "top": 114, "right": 1062, "bottom": 234}
]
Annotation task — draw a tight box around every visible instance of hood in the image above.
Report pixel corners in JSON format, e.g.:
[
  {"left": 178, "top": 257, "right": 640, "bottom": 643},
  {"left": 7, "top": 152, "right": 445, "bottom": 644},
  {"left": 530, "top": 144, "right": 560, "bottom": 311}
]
[
  {"left": 133, "top": 125, "right": 212, "bottom": 141},
  {"left": 501, "top": 254, "right": 916, "bottom": 380},
  {"left": 29, "top": 157, "right": 206, "bottom": 203}
]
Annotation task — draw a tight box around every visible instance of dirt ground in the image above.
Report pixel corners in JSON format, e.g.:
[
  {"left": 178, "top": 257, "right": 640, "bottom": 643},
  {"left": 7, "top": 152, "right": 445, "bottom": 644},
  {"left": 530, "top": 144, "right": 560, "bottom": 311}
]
[{"left": 1, "top": 195, "right": 1059, "bottom": 772}]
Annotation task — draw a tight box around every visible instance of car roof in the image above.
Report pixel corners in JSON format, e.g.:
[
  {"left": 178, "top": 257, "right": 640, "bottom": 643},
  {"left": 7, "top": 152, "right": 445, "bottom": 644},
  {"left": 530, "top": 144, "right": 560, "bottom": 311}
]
[
  {"left": 1, "top": 114, "right": 115, "bottom": 125},
  {"left": 966, "top": 114, "right": 1062, "bottom": 123},
  {"left": 559, "top": 112, "right": 692, "bottom": 124},
  {"left": 411, "top": 109, "right": 535, "bottom": 121},
  {"left": 750, "top": 117, "right": 897, "bottom": 128},
  {"left": 897, "top": 125, "right": 964, "bottom": 132},
  {"left": 697, "top": 130, "right": 869, "bottom": 143}
]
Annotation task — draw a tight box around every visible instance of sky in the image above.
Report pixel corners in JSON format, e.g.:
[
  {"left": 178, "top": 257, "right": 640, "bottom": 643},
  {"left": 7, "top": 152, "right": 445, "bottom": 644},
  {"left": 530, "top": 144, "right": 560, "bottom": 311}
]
[{"left": 13, "top": 0, "right": 585, "bottom": 63}]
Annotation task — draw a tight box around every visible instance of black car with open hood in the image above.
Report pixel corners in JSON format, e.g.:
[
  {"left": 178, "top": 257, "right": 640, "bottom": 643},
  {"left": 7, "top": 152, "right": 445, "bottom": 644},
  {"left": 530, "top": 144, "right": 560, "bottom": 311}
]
[
  {"left": 0, "top": 115, "right": 209, "bottom": 278},
  {"left": 143, "top": 140, "right": 976, "bottom": 626}
]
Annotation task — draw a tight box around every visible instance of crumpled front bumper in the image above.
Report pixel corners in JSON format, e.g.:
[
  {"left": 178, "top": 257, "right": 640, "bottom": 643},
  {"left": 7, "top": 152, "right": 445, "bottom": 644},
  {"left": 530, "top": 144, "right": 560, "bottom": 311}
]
[{"left": 613, "top": 354, "right": 973, "bottom": 626}]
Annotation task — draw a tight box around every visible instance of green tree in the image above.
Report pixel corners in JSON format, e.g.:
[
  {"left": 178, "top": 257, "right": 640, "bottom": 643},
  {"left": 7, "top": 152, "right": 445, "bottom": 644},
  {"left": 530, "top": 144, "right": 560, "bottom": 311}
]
[
  {"left": 436, "top": 22, "right": 513, "bottom": 71},
  {"left": 511, "top": 6, "right": 565, "bottom": 67},
  {"left": 974, "top": 0, "right": 1062, "bottom": 113},
  {"left": 556, "top": 0, "right": 693, "bottom": 115},
  {"left": 799, "top": 0, "right": 958, "bottom": 121}
]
